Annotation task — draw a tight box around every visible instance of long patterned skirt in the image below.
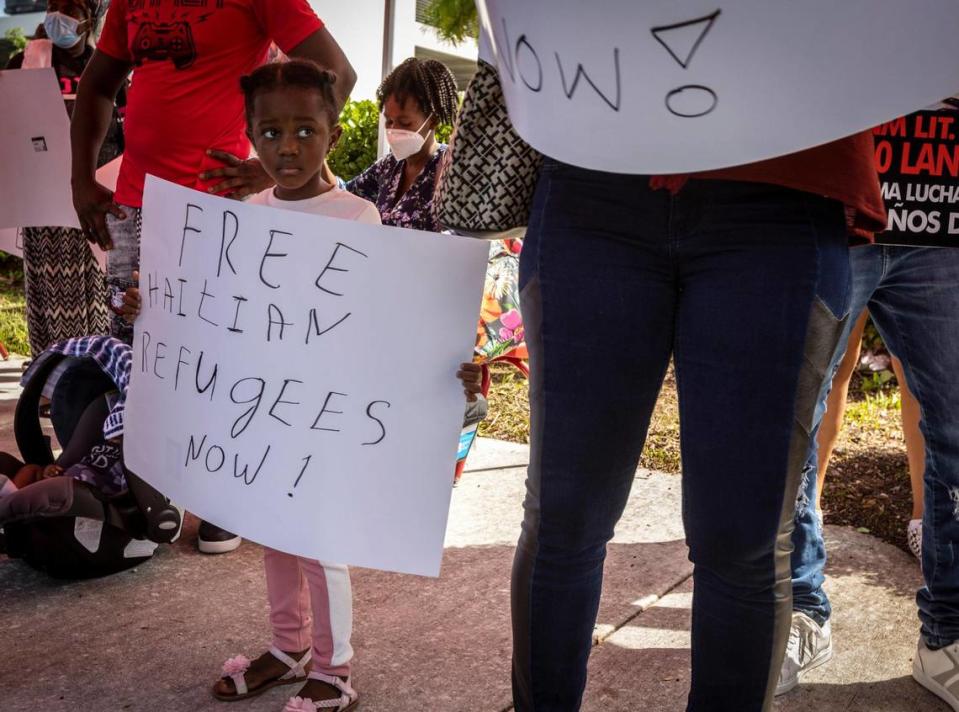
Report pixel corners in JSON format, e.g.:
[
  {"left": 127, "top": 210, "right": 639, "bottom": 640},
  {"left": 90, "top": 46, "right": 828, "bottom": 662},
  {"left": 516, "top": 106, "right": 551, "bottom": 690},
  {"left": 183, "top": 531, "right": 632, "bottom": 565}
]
[{"left": 22, "top": 226, "right": 108, "bottom": 356}]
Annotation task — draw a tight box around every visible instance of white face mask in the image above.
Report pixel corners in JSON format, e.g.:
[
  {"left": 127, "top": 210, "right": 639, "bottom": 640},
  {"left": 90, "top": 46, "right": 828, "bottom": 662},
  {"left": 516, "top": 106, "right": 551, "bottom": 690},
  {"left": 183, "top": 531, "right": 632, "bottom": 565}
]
[
  {"left": 44, "top": 11, "right": 84, "bottom": 49},
  {"left": 385, "top": 115, "right": 432, "bottom": 161}
]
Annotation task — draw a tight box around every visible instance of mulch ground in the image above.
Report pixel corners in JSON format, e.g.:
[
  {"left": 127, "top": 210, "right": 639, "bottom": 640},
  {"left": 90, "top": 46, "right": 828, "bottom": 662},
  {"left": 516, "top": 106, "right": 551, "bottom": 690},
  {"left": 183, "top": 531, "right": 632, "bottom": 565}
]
[{"left": 481, "top": 363, "right": 916, "bottom": 555}]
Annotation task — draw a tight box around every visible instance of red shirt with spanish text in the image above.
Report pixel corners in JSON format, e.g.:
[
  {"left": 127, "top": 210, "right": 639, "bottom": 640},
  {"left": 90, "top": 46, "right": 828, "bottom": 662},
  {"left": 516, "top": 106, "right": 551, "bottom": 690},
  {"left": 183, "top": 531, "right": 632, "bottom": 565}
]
[{"left": 97, "top": 0, "right": 323, "bottom": 207}]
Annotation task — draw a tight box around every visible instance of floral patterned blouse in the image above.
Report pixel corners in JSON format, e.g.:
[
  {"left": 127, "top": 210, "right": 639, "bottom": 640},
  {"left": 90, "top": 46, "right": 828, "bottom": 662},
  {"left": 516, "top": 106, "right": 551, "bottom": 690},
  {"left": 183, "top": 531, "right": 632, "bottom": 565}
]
[{"left": 345, "top": 145, "right": 447, "bottom": 231}]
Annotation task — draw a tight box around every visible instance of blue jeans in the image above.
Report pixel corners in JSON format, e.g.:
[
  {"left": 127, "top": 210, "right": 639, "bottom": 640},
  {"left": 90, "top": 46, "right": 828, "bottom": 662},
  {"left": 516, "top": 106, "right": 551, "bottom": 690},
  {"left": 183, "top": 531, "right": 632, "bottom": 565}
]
[
  {"left": 791, "top": 245, "right": 959, "bottom": 649},
  {"left": 511, "top": 162, "right": 850, "bottom": 712}
]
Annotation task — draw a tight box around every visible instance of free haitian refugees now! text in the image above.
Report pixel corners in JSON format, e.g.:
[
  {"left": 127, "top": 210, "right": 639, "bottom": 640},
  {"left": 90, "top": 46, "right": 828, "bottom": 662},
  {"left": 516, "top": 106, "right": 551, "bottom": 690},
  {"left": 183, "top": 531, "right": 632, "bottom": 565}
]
[{"left": 124, "top": 178, "right": 489, "bottom": 577}]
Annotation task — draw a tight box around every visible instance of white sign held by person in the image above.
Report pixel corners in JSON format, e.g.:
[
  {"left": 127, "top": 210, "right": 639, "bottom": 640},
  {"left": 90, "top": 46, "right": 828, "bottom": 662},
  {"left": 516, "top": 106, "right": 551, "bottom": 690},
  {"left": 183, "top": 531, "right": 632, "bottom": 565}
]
[
  {"left": 0, "top": 228, "right": 23, "bottom": 260},
  {"left": 124, "top": 178, "right": 489, "bottom": 576},
  {"left": 0, "top": 68, "right": 81, "bottom": 230},
  {"left": 0, "top": 157, "right": 120, "bottom": 266},
  {"left": 477, "top": 0, "right": 959, "bottom": 174}
]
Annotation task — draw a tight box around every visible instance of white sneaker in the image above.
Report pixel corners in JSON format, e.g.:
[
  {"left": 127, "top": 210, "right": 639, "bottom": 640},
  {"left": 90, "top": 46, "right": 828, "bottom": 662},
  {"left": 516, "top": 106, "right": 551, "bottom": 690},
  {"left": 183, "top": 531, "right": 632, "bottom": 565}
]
[
  {"left": 913, "top": 638, "right": 959, "bottom": 711},
  {"left": 775, "top": 612, "right": 833, "bottom": 696}
]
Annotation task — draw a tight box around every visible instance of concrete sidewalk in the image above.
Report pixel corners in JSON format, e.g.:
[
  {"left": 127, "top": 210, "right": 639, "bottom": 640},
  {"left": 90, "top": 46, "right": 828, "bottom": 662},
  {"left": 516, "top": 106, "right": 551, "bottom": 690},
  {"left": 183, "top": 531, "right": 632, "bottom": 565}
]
[{"left": 0, "top": 357, "right": 944, "bottom": 711}]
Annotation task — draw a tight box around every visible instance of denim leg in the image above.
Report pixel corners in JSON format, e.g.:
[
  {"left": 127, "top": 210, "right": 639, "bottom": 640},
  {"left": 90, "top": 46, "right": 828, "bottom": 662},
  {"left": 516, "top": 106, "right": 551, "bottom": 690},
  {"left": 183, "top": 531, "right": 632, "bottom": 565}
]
[
  {"left": 864, "top": 247, "right": 959, "bottom": 649},
  {"left": 511, "top": 164, "right": 676, "bottom": 711},
  {"left": 790, "top": 245, "right": 884, "bottom": 624},
  {"left": 673, "top": 182, "right": 850, "bottom": 711}
]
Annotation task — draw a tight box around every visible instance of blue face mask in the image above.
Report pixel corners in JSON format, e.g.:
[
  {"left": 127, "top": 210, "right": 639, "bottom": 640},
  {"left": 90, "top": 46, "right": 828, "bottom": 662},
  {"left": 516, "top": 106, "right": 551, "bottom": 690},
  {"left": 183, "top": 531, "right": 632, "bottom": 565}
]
[{"left": 44, "top": 12, "right": 84, "bottom": 49}]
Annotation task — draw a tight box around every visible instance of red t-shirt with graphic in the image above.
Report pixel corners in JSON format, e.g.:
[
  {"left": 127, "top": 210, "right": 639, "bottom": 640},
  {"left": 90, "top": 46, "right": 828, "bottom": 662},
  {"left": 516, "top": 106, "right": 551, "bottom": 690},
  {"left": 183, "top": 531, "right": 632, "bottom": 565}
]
[{"left": 97, "top": 0, "right": 323, "bottom": 207}]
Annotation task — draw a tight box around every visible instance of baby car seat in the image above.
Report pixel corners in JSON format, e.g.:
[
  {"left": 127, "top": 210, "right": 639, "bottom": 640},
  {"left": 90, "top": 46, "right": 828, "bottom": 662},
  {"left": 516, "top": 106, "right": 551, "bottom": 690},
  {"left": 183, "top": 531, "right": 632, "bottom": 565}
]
[{"left": 0, "top": 346, "right": 180, "bottom": 578}]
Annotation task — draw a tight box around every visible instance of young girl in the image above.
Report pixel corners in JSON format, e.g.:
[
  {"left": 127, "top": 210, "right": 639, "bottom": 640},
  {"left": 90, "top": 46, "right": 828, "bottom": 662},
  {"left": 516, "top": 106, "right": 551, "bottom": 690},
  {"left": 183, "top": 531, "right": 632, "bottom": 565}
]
[{"left": 123, "top": 60, "right": 482, "bottom": 711}]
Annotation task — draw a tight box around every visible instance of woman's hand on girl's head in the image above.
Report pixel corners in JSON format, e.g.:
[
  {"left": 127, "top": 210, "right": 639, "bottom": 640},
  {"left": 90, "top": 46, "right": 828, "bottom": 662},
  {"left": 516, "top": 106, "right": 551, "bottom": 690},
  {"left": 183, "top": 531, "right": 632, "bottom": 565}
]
[
  {"left": 200, "top": 151, "right": 275, "bottom": 200},
  {"left": 457, "top": 362, "right": 484, "bottom": 402},
  {"left": 121, "top": 270, "right": 141, "bottom": 324}
]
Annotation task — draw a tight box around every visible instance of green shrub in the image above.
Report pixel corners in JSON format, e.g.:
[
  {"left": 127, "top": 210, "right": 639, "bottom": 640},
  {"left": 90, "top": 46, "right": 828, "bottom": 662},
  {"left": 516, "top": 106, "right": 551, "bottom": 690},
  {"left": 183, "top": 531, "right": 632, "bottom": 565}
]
[
  {"left": 328, "top": 98, "right": 454, "bottom": 182},
  {"left": 0, "top": 28, "right": 28, "bottom": 69},
  {"left": 422, "top": 0, "right": 479, "bottom": 45},
  {"left": 328, "top": 99, "right": 379, "bottom": 182},
  {"left": 436, "top": 123, "right": 452, "bottom": 144},
  {"left": 0, "top": 287, "right": 29, "bottom": 357}
]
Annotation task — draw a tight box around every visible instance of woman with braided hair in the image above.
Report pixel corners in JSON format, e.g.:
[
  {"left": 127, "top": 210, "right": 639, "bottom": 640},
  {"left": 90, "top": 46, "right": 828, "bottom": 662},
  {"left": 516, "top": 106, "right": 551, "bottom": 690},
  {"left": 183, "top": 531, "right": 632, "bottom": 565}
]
[
  {"left": 345, "top": 57, "right": 458, "bottom": 231},
  {"left": 8, "top": 0, "right": 124, "bottom": 355}
]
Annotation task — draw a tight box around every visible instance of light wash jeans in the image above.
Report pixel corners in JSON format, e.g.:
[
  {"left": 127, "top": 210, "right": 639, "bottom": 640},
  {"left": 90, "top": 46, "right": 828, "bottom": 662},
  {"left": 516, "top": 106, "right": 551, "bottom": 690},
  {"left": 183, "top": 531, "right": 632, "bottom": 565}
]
[{"left": 791, "top": 244, "right": 959, "bottom": 649}]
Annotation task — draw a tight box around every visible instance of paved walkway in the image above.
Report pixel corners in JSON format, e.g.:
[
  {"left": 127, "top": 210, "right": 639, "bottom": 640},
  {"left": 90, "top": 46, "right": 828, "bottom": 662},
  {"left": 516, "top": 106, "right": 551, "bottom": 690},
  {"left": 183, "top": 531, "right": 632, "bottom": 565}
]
[{"left": 0, "top": 358, "right": 944, "bottom": 711}]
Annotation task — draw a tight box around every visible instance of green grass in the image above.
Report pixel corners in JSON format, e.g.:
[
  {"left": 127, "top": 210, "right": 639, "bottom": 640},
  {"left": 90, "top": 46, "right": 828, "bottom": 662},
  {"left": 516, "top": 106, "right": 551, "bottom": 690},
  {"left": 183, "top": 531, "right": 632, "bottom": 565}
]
[
  {"left": 0, "top": 286, "right": 29, "bottom": 357},
  {"left": 843, "top": 388, "right": 902, "bottom": 430}
]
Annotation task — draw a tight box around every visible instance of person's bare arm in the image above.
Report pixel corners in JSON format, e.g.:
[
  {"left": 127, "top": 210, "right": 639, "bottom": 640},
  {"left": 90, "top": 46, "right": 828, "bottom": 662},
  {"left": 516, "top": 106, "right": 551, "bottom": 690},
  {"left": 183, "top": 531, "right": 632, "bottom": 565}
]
[
  {"left": 71, "top": 50, "right": 133, "bottom": 249},
  {"left": 287, "top": 27, "right": 357, "bottom": 113}
]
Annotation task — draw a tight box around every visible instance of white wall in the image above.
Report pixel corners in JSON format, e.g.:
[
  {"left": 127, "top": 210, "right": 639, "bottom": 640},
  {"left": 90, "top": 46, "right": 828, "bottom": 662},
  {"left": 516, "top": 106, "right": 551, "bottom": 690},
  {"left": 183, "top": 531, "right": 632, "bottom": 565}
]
[
  {"left": 313, "top": 1, "right": 387, "bottom": 101},
  {"left": 0, "top": 11, "right": 41, "bottom": 37},
  {"left": 315, "top": 0, "right": 477, "bottom": 101}
]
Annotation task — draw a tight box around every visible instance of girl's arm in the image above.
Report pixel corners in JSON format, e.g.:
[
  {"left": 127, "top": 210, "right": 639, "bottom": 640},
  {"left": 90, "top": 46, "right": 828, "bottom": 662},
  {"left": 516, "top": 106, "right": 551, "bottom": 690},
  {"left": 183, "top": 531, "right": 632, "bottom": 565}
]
[{"left": 122, "top": 271, "right": 141, "bottom": 324}]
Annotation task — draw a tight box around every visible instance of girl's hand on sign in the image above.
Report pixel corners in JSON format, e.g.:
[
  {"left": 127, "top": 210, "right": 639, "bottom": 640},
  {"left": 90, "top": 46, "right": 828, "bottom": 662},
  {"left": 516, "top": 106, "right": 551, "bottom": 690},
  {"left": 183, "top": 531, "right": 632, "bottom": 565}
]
[
  {"left": 457, "top": 362, "right": 484, "bottom": 402},
  {"left": 122, "top": 270, "right": 141, "bottom": 324},
  {"left": 200, "top": 151, "right": 275, "bottom": 200}
]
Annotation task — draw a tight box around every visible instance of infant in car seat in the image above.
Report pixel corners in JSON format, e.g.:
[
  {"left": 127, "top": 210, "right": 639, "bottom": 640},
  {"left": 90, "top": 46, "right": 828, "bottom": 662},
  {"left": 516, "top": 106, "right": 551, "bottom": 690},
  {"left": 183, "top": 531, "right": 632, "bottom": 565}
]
[{"left": 0, "top": 438, "right": 125, "bottom": 500}]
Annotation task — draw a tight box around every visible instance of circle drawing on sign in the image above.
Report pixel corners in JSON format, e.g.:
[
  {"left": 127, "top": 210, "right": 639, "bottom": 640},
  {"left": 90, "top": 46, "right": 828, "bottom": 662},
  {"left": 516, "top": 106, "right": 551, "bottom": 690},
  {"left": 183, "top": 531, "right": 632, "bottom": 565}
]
[
  {"left": 665, "top": 85, "right": 718, "bottom": 118},
  {"left": 516, "top": 35, "right": 544, "bottom": 92}
]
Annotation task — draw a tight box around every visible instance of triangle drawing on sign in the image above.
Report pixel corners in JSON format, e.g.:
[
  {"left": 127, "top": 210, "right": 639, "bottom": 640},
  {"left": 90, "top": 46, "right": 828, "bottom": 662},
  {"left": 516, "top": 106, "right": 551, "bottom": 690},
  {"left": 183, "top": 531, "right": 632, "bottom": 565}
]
[{"left": 651, "top": 9, "right": 721, "bottom": 69}]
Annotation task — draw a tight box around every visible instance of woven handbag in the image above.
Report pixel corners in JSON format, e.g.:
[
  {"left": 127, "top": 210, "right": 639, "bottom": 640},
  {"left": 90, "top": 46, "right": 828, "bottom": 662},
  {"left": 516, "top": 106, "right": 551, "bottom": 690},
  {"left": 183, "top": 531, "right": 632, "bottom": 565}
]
[{"left": 434, "top": 60, "right": 543, "bottom": 239}]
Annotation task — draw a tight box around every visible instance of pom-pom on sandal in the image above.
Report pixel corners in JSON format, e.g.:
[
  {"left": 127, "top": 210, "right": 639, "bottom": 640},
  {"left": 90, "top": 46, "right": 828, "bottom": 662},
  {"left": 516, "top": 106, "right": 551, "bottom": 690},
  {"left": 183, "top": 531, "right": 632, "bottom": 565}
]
[
  {"left": 284, "top": 672, "right": 359, "bottom": 711},
  {"left": 212, "top": 646, "right": 311, "bottom": 702}
]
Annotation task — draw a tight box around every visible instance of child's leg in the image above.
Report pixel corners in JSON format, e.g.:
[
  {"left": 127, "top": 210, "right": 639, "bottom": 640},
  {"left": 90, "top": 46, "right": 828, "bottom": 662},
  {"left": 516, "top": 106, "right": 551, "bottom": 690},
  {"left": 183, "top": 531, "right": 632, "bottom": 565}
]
[
  {"left": 287, "top": 560, "right": 356, "bottom": 707},
  {"left": 265, "top": 547, "right": 313, "bottom": 654},
  {"left": 12, "top": 464, "right": 44, "bottom": 489},
  {"left": 299, "top": 559, "right": 353, "bottom": 677},
  {"left": 212, "top": 547, "right": 312, "bottom": 700}
]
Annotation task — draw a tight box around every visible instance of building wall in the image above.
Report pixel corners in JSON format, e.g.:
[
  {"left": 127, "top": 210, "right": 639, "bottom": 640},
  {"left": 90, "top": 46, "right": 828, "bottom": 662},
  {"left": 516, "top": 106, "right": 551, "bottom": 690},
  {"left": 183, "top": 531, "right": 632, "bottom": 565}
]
[
  {"left": 315, "top": 0, "right": 477, "bottom": 101},
  {"left": 313, "top": 2, "right": 387, "bottom": 101}
]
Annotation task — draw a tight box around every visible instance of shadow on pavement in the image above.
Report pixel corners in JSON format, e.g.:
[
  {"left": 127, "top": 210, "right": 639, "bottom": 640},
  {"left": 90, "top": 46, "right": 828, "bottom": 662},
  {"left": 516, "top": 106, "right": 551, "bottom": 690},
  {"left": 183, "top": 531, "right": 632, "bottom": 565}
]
[{"left": 1, "top": 520, "right": 689, "bottom": 712}]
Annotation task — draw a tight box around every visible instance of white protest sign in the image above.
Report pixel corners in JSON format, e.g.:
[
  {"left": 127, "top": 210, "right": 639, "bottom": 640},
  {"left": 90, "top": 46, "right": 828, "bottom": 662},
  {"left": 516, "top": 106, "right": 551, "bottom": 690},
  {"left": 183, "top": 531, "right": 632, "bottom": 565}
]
[
  {"left": 89, "top": 157, "right": 123, "bottom": 269},
  {"left": 477, "top": 1, "right": 959, "bottom": 174},
  {"left": 124, "top": 178, "right": 489, "bottom": 576},
  {"left": 0, "top": 68, "right": 80, "bottom": 229},
  {"left": 0, "top": 228, "right": 23, "bottom": 259},
  {"left": 0, "top": 155, "right": 118, "bottom": 267}
]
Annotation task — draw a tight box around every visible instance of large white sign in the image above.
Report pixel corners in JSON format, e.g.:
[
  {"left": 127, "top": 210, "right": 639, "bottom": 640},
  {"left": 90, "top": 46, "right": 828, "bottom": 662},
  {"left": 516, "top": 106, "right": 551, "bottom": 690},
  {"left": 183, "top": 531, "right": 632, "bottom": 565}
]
[
  {"left": 124, "top": 178, "right": 489, "bottom": 576},
  {"left": 477, "top": 1, "right": 959, "bottom": 174},
  {"left": 0, "top": 157, "right": 120, "bottom": 267},
  {"left": 0, "top": 68, "right": 80, "bottom": 229},
  {"left": 0, "top": 228, "right": 23, "bottom": 260}
]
